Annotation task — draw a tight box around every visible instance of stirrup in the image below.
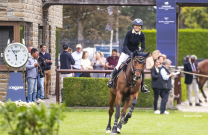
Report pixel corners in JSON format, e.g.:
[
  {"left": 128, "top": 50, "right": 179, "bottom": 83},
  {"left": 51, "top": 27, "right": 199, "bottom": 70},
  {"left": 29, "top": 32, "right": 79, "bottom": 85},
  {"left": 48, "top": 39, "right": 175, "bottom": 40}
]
[{"left": 141, "top": 85, "right": 150, "bottom": 93}]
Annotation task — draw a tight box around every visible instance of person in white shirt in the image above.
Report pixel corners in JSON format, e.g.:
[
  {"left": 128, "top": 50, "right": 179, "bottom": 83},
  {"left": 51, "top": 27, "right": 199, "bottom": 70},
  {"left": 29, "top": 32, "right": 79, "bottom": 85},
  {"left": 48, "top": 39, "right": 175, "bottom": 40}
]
[
  {"left": 72, "top": 44, "right": 83, "bottom": 77},
  {"left": 80, "top": 51, "right": 93, "bottom": 77}
]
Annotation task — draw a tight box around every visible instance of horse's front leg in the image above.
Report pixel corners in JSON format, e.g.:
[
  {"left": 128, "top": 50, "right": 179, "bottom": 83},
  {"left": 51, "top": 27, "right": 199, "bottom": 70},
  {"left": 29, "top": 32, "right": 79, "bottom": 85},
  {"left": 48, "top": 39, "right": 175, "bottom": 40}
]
[
  {"left": 117, "top": 99, "right": 132, "bottom": 134},
  {"left": 121, "top": 93, "right": 138, "bottom": 125},
  {"left": 106, "top": 92, "right": 116, "bottom": 133},
  {"left": 111, "top": 92, "right": 123, "bottom": 135}
]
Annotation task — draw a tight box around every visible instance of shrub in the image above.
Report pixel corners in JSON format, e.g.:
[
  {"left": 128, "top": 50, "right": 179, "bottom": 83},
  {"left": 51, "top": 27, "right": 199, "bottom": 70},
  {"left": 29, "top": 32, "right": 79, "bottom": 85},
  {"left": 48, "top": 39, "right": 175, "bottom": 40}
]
[
  {"left": 63, "top": 77, "right": 154, "bottom": 107},
  {"left": 0, "top": 101, "right": 65, "bottom": 135}
]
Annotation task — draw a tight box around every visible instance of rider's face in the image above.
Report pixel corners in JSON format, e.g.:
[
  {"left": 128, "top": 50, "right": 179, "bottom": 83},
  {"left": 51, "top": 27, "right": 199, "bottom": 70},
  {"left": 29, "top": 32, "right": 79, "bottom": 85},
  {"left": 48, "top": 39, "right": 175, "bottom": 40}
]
[{"left": 133, "top": 25, "right": 142, "bottom": 32}]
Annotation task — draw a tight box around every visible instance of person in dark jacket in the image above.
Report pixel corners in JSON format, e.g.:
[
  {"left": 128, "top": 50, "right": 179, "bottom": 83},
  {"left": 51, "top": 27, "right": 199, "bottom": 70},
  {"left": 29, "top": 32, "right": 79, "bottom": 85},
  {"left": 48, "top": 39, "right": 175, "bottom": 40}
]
[
  {"left": 107, "top": 18, "right": 149, "bottom": 93},
  {"left": 36, "top": 53, "right": 47, "bottom": 103},
  {"left": 60, "top": 44, "right": 75, "bottom": 102},
  {"left": 151, "top": 59, "right": 160, "bottom": 114},
  {"left": 184, "top": 55, "right": 201, "bottom": 106},
  {"left": 158, "top": 59, "right": 174, "bottom": 114}
]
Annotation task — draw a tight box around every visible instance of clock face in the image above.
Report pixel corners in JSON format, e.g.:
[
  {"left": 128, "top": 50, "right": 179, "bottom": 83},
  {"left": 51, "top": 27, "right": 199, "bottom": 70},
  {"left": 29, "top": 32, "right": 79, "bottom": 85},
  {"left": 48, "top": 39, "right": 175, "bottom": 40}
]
[{"left": 4, "top": 43, "right": 29, "bottom": 68}]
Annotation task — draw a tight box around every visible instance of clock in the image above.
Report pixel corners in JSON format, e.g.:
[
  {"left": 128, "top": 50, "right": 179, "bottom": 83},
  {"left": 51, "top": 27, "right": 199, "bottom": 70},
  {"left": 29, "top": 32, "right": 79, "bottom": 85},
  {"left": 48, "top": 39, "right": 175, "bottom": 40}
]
[{"left": 4, "top": 42, "right": 29, "bottom": 68}]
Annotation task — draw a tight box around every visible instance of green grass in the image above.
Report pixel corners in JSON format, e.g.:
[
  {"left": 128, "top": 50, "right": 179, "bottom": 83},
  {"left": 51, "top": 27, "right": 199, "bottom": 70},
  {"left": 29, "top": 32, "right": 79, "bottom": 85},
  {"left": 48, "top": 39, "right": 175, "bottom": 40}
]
[{"left": 1, "top": 109, "right": 207, "bottom": 135}]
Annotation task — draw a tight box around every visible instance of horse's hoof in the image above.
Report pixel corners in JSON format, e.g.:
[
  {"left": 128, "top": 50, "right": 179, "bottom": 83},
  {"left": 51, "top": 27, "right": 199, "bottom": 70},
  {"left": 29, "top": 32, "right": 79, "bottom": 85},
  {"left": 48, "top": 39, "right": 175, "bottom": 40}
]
[
  {"left": 117, "top": 128, "right": 121, "bottom": 134},
  {"left": 121, "top": 117, "right": 127, "bottom": 125},
  {"left": 106, "top": 130, "right": 111, "bottom": 133}
]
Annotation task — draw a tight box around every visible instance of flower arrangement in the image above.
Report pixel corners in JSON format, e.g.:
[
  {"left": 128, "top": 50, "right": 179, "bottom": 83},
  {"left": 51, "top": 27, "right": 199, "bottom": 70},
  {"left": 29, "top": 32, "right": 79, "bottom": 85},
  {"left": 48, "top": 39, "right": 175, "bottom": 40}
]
[{"left": 0, "top": 100, "right": 36, "bottom": 108}]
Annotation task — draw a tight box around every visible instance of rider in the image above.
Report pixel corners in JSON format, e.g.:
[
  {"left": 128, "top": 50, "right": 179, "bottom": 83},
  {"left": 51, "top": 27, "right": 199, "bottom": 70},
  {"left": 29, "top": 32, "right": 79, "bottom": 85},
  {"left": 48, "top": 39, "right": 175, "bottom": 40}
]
[{"left": 107, "top": 18, "right": 150, "bottom": 93}]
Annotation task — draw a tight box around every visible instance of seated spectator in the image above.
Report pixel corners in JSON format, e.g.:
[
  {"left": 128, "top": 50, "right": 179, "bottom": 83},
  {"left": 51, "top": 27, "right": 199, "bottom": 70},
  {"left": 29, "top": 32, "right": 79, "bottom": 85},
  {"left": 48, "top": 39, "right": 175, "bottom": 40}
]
[
  {"left": 81, "top": 51, "right": 92, "bottom": 77},
  {"left": 91, "top": 52, "right": 106, "bottom": 78},
  {"left": 106, "top": 49, "right": 119, "bottom": 78},
  {"left": 146, "top": 50, "right": 160, "bottom": 70},
  {"left": 25, "top": 48, "right": 39, "bottom": 102}
]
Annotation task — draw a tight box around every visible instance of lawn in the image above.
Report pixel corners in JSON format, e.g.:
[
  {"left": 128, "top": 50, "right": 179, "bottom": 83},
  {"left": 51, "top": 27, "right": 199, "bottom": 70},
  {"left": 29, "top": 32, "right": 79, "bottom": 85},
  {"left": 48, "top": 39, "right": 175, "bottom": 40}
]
[{"left": 1, "top": 109, "right": 208, "bottom": 135}]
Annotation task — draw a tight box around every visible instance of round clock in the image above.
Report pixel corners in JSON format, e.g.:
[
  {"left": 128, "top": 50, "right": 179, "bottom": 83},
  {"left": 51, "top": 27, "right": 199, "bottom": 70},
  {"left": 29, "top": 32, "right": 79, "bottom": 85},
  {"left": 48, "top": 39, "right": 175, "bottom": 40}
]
[{"left": 4, "top": 43, "right": 29, "bottom": 68}]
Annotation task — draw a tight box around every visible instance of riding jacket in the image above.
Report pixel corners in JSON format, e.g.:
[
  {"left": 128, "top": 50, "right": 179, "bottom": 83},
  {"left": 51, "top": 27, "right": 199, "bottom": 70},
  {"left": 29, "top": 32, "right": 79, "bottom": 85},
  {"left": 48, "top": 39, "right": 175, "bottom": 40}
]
[{"left": 122, "top": 29, "right": 145, "bottom": 55}]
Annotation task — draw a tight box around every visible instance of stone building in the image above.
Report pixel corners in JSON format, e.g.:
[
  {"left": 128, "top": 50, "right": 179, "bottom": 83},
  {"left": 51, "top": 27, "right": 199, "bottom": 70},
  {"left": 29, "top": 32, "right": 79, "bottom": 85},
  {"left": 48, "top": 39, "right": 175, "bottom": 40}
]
[{"left": 0, "top": 0, "right": 63, "bottom": 101}]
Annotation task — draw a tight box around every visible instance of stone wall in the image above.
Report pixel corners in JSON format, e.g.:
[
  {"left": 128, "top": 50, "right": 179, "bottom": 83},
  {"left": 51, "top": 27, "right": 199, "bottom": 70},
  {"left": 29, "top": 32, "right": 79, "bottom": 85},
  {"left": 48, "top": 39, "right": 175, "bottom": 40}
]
[{"left": 0, "top": 0, "right": 63, "bottom": 101}]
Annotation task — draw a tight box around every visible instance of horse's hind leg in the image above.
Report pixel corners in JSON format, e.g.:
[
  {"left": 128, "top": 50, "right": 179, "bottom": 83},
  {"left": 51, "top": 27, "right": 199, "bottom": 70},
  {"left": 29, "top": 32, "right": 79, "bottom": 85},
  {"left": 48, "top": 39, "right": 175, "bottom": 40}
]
[
  {"left": 198, "top": 76, "right": 208, "bottom": 102},
  {"left": 121, "top": 93, "right": 138, "bottom": 125},
  {"left": 111, "top": 92, "right": 123, "bottom": 135},
  {"left": 117, "top": 99, "right": 131, "bottom": 134},
  {"left": 106, "top": 92, "right": 116, "bottom": 133}
]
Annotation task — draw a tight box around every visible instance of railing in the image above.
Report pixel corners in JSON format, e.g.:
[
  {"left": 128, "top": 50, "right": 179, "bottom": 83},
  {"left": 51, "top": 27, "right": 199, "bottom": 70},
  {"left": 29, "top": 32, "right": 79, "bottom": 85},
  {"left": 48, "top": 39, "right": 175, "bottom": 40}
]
[{"left": 55, "top": 69, "right": 182, "bottom": 104}]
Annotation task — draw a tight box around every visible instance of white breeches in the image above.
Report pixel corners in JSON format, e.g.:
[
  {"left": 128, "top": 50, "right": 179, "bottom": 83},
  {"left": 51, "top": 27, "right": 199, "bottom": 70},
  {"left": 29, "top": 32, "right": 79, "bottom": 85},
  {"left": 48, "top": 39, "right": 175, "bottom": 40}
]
[{"left": 115, "top": 52, "right": 130, "bottom": 70}]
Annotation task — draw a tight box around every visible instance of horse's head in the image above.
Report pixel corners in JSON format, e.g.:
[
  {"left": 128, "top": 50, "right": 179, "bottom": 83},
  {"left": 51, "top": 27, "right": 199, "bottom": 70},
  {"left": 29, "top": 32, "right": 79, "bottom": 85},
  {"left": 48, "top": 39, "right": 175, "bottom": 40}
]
[{"left": 131, "top": 51, "right": 150, "bottom": 81}]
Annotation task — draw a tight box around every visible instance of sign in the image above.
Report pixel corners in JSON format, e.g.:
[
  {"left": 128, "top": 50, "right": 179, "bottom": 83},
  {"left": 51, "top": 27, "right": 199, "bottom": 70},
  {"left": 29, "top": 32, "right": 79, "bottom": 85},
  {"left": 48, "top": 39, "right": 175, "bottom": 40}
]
[
  {"left": 157, "top": 0, "right": 176, "bottom": 65},
  {"left": 95, "top": 45, "right": 119, "bottom": 58},
  {"left": 6, "top": 72, "right": 26, "bottom": 102}
]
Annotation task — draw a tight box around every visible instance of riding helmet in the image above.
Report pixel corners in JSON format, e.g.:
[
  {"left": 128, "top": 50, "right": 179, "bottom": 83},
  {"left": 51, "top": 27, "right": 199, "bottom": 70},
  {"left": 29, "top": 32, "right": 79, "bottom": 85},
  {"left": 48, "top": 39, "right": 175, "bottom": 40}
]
[{"left": 132, "top": 18, "right": 143, "bottom": 27}]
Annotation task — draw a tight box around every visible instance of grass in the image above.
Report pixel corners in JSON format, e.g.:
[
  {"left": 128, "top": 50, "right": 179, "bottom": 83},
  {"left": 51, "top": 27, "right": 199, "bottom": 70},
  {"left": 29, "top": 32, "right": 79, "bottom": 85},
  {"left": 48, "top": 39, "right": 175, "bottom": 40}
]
[{"left": 1, "top": 109, "right": 208, "bottom": 135}]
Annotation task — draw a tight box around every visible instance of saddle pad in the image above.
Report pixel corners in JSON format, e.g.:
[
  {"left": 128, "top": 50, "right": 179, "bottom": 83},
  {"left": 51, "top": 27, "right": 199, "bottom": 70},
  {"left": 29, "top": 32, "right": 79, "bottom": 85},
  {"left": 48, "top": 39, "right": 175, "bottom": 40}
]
[{"left": 116, "top": 58, "right": 131, "bottom": 78}]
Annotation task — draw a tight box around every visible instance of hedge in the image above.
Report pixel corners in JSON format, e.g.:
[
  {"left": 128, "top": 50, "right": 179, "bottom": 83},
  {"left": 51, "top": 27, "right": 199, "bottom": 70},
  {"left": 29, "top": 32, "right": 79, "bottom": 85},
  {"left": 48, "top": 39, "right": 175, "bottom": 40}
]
[
  {"left": 63, "top": 78, "right": 154, "bottom": 107},
  {"left": 142, "top": 29, "right": 208, "bottom": 66}
]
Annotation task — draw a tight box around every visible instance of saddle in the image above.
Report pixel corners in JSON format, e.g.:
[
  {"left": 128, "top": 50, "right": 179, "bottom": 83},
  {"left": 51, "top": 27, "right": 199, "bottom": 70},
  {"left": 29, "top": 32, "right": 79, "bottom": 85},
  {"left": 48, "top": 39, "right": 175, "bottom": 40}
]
[{"left": 116, "top": 57, "right": 132, "bottom": 79}]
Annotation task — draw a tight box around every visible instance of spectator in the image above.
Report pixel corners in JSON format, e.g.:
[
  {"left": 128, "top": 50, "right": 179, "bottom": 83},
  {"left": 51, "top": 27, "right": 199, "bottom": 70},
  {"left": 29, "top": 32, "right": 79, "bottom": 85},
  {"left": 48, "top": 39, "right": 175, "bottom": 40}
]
[
  {"left": 25, "top": 48, "right": 39, "bottom": 102},
  {"left": 184, "top": 55, "right": 201, "bottom": 106},
  {"left": 151, "top": 59, "right": 160, "bottom": 114},
  {"left": 106, "top": 49, "right": 119, "bottom": 78},
  {"left": 158, "top": 55, "right": 165, "bottom": 66},
  {"left": 158, "top": 59, "right": 174, "bottom": 114},
  {"left": 60, "top": 44, "right": 75, "bottom": 102},
  {"left": 68, "top": 48, "right": 73, "bottom": 54},
  {"left": 91, "top": 52, "right": 106, "bottom": 78},
  {"left": 117, "top": 52, "right": 120, "bottom": 57},
  {"left": 36, "top": 53, "right": 46, "bottom": 103},
  {"left": 72, "top": 44, "right": 83, "bottom": 77},
  {"left": 27, "top": 46, "right": 33, "bottom": 58},
  {"left": 183, "top": 54, "right": 191, "bottom": 65},
  {"left": 146, "top": 50, "right": 160, "bottom": 70},
  {"left": 39, "top": 44, "right": 52, "bottom": 99},
  {"left": 80, "top": 51, "right": 92, "bottom": 77},
  {"left": 98, "top": 51, "right": 106, "bottom": 61}
]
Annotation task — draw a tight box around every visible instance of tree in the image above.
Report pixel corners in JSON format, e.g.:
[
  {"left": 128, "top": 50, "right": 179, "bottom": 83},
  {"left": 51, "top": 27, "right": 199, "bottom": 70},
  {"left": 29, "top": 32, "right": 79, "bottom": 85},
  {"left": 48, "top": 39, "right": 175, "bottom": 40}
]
[{"left": 181, "top": 7, "right": 208, "bottom": 29}]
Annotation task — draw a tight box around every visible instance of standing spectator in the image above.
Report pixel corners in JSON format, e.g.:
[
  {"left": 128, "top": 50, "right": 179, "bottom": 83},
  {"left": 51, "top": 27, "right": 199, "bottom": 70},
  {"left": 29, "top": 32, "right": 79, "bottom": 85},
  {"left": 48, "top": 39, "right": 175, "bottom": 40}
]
[
  {"left": 36, "top": 53, "right": 46, "bottom": 103},
  {"left": 184, "top": 55, "right": 201, "bottom": 106},
  {"left": 72, "top": 44, "right": 83, "bottom": 77},
  {"left": 68, "top": 48, "right": 73, "bottom": 54},
  {"left": 106, "top": 49, "right": 119, "bottom": 78},
  {"left": 158, "top": 59, "right": 174, "bottom": 114},
  {"left": 91, "top": 52, "right": 106, "bottom": 78},
  {"left": 80, "top": 51, "right": 92, "bottom": 77},
  {"left": 60, "top": 44, "right": 75, "bottom": 102},
  {"left": 27, "top": 46, "right": 33, "bottom": 58},
  {"left": 39, "top": 44, "right": 52, "bottom": 99},
  {"left": 151, "top": 59, "right": 160, "bottom": 114},
  {"left": 158, "top": 55, "right": 165, "bottom": 66},
  {"left": 25, "top": 48, "right": 39, "bottom": 102},
  {"left": 146, "top": 50, "right": 160, "bottom": 70}
]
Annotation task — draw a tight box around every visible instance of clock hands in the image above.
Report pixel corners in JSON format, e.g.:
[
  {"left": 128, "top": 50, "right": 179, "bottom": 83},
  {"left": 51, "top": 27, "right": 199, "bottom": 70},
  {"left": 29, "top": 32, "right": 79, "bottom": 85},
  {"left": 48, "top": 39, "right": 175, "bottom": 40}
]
[{"left": 12, "top": 50, "right": 17, "bottom": 61}]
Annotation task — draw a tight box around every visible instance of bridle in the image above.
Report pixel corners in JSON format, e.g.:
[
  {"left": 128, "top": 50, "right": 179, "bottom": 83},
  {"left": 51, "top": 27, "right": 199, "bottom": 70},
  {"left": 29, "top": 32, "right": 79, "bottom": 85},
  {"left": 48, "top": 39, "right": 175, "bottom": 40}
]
[{"left": 131, "top": 56, "right": 146, "bottom": 81}]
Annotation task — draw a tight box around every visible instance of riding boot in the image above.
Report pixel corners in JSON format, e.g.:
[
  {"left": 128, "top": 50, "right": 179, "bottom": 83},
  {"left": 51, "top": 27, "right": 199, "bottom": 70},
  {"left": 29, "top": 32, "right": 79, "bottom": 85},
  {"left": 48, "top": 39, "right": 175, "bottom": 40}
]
[
  {"left": 141, "top": 73, "right": 150, "bottom": 93},
  {"left": 107, "top": 68, "right": 117, "bottom": 88}
]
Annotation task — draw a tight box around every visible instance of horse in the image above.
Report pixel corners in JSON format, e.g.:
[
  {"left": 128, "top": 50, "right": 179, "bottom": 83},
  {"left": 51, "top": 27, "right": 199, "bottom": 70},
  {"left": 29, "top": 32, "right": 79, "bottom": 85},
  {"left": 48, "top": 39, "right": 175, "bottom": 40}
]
[
  {"left": 106, "top": 51, "right": 150, "bottom": 135},
  {"left": 197, "top": 60, "right": 208, "bottom": 102}
]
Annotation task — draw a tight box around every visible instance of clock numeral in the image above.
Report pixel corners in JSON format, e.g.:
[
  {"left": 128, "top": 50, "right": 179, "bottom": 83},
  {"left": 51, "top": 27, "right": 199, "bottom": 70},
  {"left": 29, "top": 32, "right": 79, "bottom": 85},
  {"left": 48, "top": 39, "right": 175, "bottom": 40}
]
[
  {"left": 6, "top": 54, "right": 9, "bottom": 57},
  {"left": 7, "top": 59, "right": 10, "bottom": 61},
  {"left": 8, "top": 50, "right": 10, "bottom": 52},
  {"left": 20, "top": 47, "right": 21, "bottom": 49},
  {"left": 23, "top": 59, "right": 25, "bottom": 61},
  {"left": 20, "top": 62, "right": 22, "bottom": 64},
  {"left": 11, "top": 47, "right": 13, "bottom": 49},
  {"left": 15, "top": 46, "right": 17, "bottom": 48},
  {"left": 24, "top": 54, "right": 26, "bottom": 56},
  {"left": 15, "top": 63, "right": 17, "bottom": 65},
  {"left": 11, "top": 62, "right": 13, "bottom": 64},
  {"left": 23, "top": 50, "right": 25, "bottom": 52}
]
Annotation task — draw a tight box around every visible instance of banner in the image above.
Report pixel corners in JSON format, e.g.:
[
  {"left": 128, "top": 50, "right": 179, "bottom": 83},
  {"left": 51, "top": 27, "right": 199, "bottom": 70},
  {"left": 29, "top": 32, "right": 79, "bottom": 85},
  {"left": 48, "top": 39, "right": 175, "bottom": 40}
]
[
  {"left": 6, "top": 72, "right": 26, "bottom": 102},
  {"left": 156, "top": 0, "right": 176, "bottom": 65}
]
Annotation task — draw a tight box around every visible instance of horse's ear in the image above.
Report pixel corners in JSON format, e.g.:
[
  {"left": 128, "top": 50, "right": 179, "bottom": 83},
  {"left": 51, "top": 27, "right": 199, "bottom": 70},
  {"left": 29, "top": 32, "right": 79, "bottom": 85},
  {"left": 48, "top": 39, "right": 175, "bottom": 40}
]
[{"left": 144, "top": 52, "right": 150, "bottom": 58}]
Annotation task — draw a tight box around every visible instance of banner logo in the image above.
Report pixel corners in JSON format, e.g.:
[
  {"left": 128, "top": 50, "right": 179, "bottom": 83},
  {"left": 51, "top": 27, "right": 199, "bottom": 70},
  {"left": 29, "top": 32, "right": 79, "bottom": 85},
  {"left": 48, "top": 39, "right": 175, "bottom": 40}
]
[
  {"left": 159, "top": 1, "right": 174, "bottom": 10},
  {"left": 158, "top": 17, "right": 174, "bottom": 24},
  {"left": 9, "top": 86, "right": 23, "bottom": 91}
]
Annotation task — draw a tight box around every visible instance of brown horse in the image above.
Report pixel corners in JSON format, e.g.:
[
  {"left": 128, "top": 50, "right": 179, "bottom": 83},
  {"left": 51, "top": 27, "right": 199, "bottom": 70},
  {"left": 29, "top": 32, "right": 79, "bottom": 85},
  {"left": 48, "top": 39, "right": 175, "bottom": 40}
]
[
  {"left": 197, "top": 60, "right": 208, "bottom": 102},
  {"left": 106, "top": 51, "right": 149, "bottom": 135}
]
